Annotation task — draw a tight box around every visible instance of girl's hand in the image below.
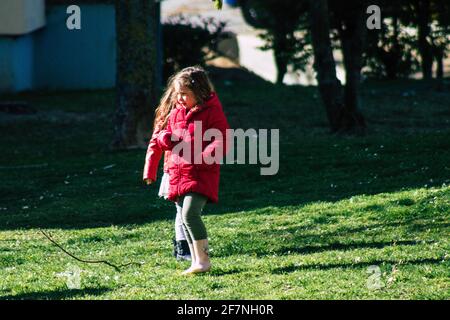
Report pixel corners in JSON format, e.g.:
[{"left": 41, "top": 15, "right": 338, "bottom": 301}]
[{"left": 144, "top": 178, "right": 154, "bottom": 185}]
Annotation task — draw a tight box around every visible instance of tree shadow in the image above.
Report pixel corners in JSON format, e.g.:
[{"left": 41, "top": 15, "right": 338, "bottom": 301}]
[
  {"left": 213, "top": 215, "right": 442, "bottom": 258},
  {"left": 272, "top": 258, "right": 442, "bottom": 274},
  {"left": 208, "top": 268, "right": 245, "bottom": 277},
  {"left": 215, "top": 237, "right": 430, "bottom": 259},
  {"left": 271, "top": 257, "right": 445, "bottom": 274},
  {"left": 0, "top": 197, "right": 175, "bottom": 231},
  {"left": 1, "top": 72, "right": 449, "bottom": 231},
  {"left": 273, "top": 240, "right": 422, "bottom": 257},
  {"left": 0, "top": 287, "right": 110, "bottom": 300}
]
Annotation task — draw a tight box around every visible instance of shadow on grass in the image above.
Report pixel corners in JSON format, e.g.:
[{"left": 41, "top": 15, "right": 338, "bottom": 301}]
[
  {"left": 0, "top": 198, "right": 175, "bottom": 231},
  {"left": 208, "top": 268, "right": 245, "bottom": 277},
  {"left": 214, "top": 238, "right": 431, "bottom": 259},
  {"left": 0, "top": 287, "right": 110, "bottom": 300},
  {"left": 271, "top": 257, "right": 445, "bottom": 274},
  {"left": 0, "top": 76, "right": 449, "bottom": 231},
  {"left": 273, "top": 240, "right": 423, "bottom": 256},
  {"left": 213, "top": 216, "right": 443, "bottom": 258}
]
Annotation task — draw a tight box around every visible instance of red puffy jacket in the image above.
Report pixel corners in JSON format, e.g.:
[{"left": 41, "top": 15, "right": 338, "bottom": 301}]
[{"left": 144, "top": 92, "right": 229, "bottom": 203}]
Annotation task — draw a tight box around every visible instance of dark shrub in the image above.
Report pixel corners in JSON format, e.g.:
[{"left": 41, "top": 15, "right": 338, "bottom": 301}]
[{"left": 162, "top": 15, "right": 228, "bottom": 81}]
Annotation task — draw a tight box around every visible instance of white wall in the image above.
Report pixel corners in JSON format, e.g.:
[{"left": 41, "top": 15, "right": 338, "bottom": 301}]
[{"left": 0, "top": 0, "right": 45, "bottom": 35}]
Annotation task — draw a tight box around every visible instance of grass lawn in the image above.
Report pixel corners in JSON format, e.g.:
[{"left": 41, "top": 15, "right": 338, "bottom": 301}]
[{"left": 0, "top": 74, "right": 449, "bottom": 299}]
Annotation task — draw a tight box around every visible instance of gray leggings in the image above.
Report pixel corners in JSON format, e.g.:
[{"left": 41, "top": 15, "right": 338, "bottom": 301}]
[{"left": 175, "top": 192, "right": 208, "bottom": 243}]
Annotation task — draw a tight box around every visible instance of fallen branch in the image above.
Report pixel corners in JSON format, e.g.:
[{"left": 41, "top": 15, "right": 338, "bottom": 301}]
[{"left": 40, "top": 229, "right": 143, "bottom": 272}]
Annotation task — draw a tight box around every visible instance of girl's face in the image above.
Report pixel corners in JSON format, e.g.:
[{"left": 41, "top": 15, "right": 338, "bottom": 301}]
[{"left": 175, "top": 83, "right": 197, "bottom": 110}]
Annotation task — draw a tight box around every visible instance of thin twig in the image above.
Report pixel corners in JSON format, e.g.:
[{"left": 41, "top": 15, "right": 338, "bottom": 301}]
[{"left": 40, "top": 229, "right": 142, "bottom": 272}]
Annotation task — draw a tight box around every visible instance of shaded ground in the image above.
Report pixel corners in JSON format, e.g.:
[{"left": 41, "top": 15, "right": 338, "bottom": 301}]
[
  {"left": 0, "top": 71, "right": 448, "bottom": 299},
  {"left": 0, "top": 69, "right": 449, "bottom": 230}
]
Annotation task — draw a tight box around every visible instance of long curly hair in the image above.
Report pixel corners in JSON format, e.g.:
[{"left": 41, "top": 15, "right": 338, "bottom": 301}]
[{"left": 153, "top": 66, "right": 215, "bottom": 131}]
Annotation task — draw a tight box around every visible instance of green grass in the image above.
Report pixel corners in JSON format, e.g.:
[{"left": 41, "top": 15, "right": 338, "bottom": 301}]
[{"left": 0, "top": 76, "right": 449, "bottom": 299}]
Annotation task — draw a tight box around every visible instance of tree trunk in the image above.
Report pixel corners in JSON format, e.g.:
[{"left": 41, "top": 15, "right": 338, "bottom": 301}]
[
  {"left": 308, "top": 0, "right": 366, "bottom": 134},
  {"left": 308, "top": 0, "right": 342, "bottom": 132},
  {"left": 273, "top": 33, "right": 289, "bottom": 85},
  {"left": 435, "top": 49, "right": 444, "bottom": 79},
  {"left": 434, "top": 47, "right": 444, "bottom": 91},
  {"left": 386, "top": 13, "right": 400, "bottom": 80},
  {"left": 416, "top": 0, "right": 433, "bottom": 80},
  {"left": 111, "top": 0, "right": 160, "bottom": 150},
  {"left": 338, "top": 2, "right": 367, "bottom": 132}
]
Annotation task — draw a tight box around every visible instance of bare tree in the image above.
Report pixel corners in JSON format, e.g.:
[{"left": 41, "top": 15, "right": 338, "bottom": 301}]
[
  {"left": 415, "top": 0, "right": 433, "bottom": 79},
  {"left": 334, "top": 1, "right": 368, "bottom": 132},
  {"left": 308, "top": 0, "right": 366, "bottom": 134},
  {"left": 111, "top": 0, "right": 160, "bottom": 150}
]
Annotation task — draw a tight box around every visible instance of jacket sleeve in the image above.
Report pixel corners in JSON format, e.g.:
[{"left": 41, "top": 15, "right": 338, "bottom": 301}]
[
  {"left": 157, "top": 130, "right": 175, "bottom": 151},
  {"left": 157, "top": 117, "right": 181, "bottom": 151},
  {"left": 202, "top": 104, "right": 230, "bottom": 164},
  {"left": 143, "top": 126, "right": 163, "bottom": 182}
]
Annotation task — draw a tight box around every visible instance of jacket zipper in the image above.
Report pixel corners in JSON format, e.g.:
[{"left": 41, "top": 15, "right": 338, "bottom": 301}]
[
  {"left": 177, "top": 127, "right": 186, "bottom": 196},
  {"left": 176, "top": 106, "right": 199, "bottom": 197}
]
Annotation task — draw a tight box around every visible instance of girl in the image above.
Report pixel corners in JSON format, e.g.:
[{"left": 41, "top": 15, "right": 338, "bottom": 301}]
[
  {"left": 145, "top": 66, "right": 229, "bottom": 275},
  {"left": 143, "top": 82, "right": 191, "bottom": 262}
]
